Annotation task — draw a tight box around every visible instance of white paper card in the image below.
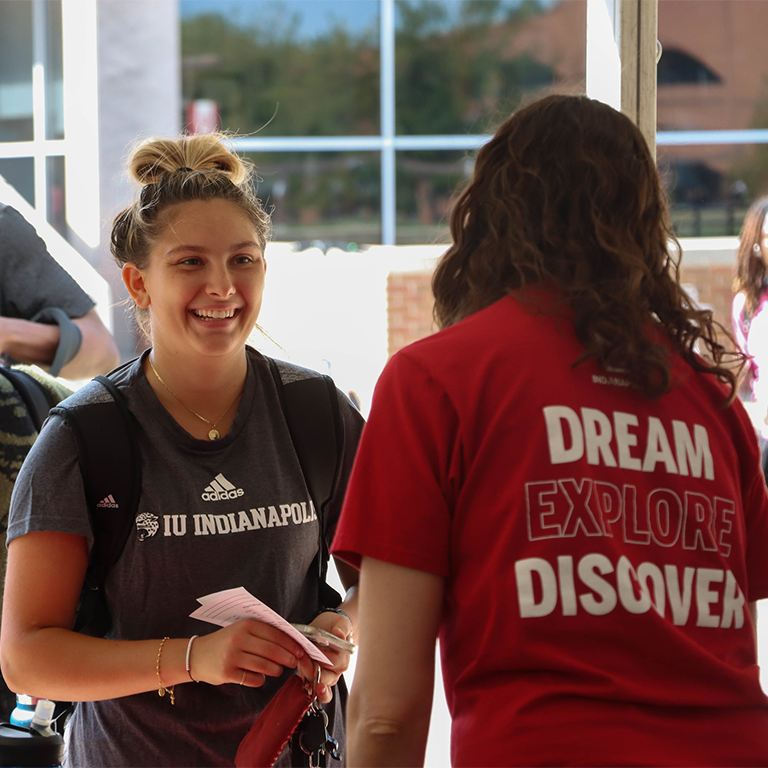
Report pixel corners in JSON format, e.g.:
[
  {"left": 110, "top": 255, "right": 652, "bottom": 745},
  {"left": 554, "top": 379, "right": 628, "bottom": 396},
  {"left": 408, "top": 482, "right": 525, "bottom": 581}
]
[{"left": 190, "top": 586, "right": 331, "bottom": 665}]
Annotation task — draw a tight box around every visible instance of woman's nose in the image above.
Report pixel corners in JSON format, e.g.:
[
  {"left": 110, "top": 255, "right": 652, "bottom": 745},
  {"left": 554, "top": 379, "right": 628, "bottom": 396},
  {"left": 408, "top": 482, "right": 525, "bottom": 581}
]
[{"left": 206, "top": 266, "right": 236, "bottom": 297}]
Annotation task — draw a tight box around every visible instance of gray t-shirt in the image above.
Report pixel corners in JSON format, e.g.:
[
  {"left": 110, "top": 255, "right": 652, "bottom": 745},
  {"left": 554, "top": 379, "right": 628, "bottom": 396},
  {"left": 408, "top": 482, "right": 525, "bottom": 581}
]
[
  {"left": 8, "top": 347, "right": 365, "bottom": 767},
  {"left": 0, "top": 204, "right": 94, "bottom": 321}
]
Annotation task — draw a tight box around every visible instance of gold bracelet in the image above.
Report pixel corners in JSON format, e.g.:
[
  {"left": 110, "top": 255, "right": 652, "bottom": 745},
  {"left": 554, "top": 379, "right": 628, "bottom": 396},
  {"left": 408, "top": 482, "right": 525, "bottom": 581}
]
[{"left": 156, "top": 637, "right": 175, "bottom": 705}]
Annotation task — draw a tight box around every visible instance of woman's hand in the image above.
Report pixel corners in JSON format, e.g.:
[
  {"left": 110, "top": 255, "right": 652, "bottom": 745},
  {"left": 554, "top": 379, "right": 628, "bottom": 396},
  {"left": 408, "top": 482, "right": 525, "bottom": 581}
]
[
  {"left": 189, "top": 619, "right": 306, "bottom": 688},
  {"left": 297, "top": 611, "right": 354, "bottom": 704}
]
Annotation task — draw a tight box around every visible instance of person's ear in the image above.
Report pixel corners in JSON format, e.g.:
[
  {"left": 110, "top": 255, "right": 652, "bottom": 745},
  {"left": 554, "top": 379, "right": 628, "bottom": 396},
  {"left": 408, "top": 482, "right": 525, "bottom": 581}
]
[{"left": 122, "top": 263, "right": 151, "bottom": 308}]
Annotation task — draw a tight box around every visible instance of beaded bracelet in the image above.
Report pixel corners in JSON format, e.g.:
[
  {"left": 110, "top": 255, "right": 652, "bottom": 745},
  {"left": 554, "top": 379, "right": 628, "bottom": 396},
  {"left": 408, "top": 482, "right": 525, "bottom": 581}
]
[{"left": 156, "top": 637, "right": 175, "bottom": 705}]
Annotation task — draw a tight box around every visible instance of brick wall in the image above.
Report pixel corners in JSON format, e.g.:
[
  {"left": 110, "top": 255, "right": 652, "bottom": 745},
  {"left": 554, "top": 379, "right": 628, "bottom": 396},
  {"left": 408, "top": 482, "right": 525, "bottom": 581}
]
[
  {"left": 680, "top": 263, "right": 737, "bottom": 340},
  {"left": 387, "top": 272, "right": 438, "bottom": 357}
]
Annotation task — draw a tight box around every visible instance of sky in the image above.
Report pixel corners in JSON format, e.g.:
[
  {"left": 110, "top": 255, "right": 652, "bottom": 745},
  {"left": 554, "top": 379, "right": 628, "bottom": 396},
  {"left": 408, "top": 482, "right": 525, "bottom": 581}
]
[{"left": 180, "top": 0, "right": 557, "bottom": 41}]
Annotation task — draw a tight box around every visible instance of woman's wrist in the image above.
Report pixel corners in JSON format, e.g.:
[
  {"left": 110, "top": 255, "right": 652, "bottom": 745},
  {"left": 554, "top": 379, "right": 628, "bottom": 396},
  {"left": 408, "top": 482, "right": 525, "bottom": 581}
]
[
  {"left": 312, "top": 607, "right": 351, "bottom": 623},
  {"left": 152, "top": 637, "right": 191, "bottom": 692},
  {"left": 186, "top": 635, "right": 199, "bottom": 682}
]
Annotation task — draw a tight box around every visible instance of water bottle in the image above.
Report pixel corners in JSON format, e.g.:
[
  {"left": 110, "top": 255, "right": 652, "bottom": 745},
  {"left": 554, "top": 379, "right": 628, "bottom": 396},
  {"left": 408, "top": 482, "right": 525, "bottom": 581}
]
[
  {"left": 8, "top": 697, "right": 37, "bottom": 730},
  {"left": 0, "top": 698, "right": 63, "bottom": 766},
  {"left": 29, "top": 701, "right": 55, "bottom": 738}
]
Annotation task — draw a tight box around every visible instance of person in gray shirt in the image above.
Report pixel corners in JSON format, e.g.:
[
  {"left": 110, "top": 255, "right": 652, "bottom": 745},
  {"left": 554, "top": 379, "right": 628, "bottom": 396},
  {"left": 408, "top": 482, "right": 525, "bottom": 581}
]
[
  {"left": 0, "top": 203, "right": 118, "bottom": 380},
  {"left": 0, "top": 203, "right": 119, "bottom": 718},
  {"left": 1, "top": 134, "right": 363, "bottom": 767}
]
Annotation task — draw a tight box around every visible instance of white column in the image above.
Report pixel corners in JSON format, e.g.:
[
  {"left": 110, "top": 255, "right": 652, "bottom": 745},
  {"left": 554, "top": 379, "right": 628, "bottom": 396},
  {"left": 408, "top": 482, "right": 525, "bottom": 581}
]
[
  {"left": 95, "top": 0, "right": 181, "bottom": 359},
  {"left": 586, "top": 0, "right": 622, "bottom": 110},
  {"left": 61, "top": 0, "right": 100, "bottom": 247},
  {"left": 586, "top": 0, "right": 658, "bottom": 156}
]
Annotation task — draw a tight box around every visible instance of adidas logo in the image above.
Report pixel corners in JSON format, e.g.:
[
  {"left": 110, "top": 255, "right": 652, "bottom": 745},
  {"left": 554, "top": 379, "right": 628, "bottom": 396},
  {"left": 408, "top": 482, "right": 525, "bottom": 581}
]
[
  {"left": 97, "top": 494, "right": 119, "bottom": 509},
  {"left": 201, "top": 473, "right": 245, "bottom": 502}
]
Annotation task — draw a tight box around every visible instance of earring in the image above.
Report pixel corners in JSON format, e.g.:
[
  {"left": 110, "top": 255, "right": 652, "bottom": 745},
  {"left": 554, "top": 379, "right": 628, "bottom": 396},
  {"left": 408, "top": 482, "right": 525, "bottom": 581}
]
[{"left": 754, "top": 243, "right": 761, "bottom": 254}]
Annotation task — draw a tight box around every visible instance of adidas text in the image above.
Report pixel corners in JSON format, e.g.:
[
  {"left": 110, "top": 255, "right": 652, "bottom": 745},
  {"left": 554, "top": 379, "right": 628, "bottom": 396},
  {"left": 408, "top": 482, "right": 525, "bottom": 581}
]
[
  {"left": 202, "top": 473, "right": 245, "bottom": 502},
  {"left": 97, "top": 494, "right": 118, "bottom": 509},
  {"left": 202, "top": 488, "right": 245, "bottom": 502}
]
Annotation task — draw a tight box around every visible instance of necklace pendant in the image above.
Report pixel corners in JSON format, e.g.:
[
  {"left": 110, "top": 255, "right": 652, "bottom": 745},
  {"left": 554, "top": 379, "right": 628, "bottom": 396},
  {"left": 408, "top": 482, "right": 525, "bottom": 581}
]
[{"left": 208, "top": 428, "right": 220, "bottom": 441}]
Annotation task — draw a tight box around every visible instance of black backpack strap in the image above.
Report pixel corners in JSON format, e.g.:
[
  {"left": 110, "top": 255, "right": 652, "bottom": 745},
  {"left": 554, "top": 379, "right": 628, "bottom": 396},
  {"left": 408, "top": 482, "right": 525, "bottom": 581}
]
[
  {"left": 0, "top": 366, "right": 58, "bottom": 432},
  {"left": 267, "top": 357, "right": 343, "bottom": 607},
  {"left": 50, "top": 375, "right": 142, "bottom": 635}
]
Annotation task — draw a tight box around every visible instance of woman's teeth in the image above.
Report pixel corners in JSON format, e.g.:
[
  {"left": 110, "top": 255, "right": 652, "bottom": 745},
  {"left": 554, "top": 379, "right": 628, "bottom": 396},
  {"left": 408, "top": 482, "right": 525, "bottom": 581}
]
[{"left": 194, "top": 309, "right": 236, "bottom": 320}]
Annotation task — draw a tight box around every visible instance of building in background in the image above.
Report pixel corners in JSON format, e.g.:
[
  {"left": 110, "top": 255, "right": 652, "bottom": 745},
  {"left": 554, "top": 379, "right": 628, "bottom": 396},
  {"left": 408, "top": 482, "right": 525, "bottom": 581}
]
[{"left": 180, "top": 0, "right": 768, "bottom": 243}]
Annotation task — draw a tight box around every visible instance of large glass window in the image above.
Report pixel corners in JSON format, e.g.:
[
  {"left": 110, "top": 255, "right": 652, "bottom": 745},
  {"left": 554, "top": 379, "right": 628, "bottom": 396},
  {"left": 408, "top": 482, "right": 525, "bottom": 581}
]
[
  {"left": 181, "top": 0, "right": 586, "bottom": 245},
  {"left": 0, "top": 1, "right": 34, "bottom": 142},
  {"left": 46, "top": 154, "right": 66, "bottom": 235},
  {"left": 182, "top": 0, "right": 380, "bottom": 137},
  {"left": 396, "top": 149, "right": 468, "bottom": 244},
  {"left": 45, "top": 0, "right": 64, "bottom": 141},
  {"left": 0, "top": 158, "right": 34, "bottom": 206},
  {"left": 657, "top": 0, "right": 768, "bottom": 236},
  {"left": 394, "top": 1, "right": 565, "bottom": 136},
  {"left": 248, "top": 150, "right": 381, "bottom": 244},
  {"left": 0, "top": 0, "right": 66, "bottom": 222}
]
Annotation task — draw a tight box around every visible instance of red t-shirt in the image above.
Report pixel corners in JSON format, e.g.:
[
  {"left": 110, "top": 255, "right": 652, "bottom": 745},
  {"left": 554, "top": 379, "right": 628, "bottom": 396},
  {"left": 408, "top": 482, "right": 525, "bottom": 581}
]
[{"left": 333, "top": 294, "right": 768, "bottom": 767}]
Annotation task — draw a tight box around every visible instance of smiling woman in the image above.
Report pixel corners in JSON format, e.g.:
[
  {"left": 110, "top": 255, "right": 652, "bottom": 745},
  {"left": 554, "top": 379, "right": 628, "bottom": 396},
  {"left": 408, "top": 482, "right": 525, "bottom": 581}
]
[
  {"left": 0, "top": 134, "right": 364, "bottom": 767},
  {"left": 122, "top": 197, "right": 267, "bottom": 428}
]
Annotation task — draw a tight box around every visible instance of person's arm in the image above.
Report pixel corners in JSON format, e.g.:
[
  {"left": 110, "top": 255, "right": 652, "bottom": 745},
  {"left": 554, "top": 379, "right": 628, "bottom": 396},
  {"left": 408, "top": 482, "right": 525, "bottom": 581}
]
[
  {"left": 347, "top": 556, "right": 444, "bottom": 768},
  {"left": 1, "top": 531, "right": 307, "bottom": 702},
  {"left": 334, "top": 557, "right": 359, "bottom": 625},
  {"left": 0, "top": 308, "right": 119, "bottom": 380}
]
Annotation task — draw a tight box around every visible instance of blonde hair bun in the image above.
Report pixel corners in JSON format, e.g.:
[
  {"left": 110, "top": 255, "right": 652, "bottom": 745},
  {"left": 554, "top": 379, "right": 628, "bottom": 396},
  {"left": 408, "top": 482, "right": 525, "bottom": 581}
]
[{"left": 128, "top": 133, "right": 250, "bottom": 187}]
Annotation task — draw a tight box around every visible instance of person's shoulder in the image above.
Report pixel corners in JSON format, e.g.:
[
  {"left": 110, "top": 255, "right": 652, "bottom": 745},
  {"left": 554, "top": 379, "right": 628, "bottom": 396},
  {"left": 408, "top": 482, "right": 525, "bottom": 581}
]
[
  {"left": 272, "top": 358, "right": 327, "bottom": 384},
  {"left": 754, "top": 288, "right": 768, "bottom": 315},
  {"left": 248, "top": 347, "right": 326, "bottom": 384},
  {"left": 249, "top": 348, "right": 364, "bottom": 424},
  {"left": 0, "top": 203, "right": 19, "bottom": 223},
  {"left": 55, "top": 356, "right": 141, "bottom": 410},
  {"left": 392, "top": 296, "right": 520, "bottom": 362},
  {"left": 0, "top": 204, "right": 36, "bottom": 241}
]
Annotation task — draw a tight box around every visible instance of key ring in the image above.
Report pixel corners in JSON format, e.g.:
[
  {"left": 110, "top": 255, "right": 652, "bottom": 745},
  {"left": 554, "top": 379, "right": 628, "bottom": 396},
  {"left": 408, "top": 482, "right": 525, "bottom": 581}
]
[
  {"left": 312, "top": 663, "right": 322, "bottom": 705},
  {"left": 301, "top": 662, "right": 322, "bottom": 703}
]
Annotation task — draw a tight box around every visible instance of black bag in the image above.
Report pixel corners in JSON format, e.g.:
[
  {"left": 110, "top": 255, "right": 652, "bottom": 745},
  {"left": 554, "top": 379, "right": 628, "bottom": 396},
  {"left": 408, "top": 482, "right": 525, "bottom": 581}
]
[{"left": 0, "top": 367, "right": 62, "bottom": 433}]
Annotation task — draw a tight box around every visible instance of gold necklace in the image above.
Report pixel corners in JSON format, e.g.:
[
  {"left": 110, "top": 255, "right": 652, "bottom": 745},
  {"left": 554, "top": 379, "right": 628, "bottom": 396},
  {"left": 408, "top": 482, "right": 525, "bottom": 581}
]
[{"left": 148, "top": 356, "right": 242, "bottom": 440}]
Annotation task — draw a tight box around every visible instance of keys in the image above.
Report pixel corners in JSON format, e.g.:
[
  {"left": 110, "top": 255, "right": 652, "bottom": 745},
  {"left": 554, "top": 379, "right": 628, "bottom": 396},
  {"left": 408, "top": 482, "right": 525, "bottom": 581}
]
[
  {"left": 325, "top": 733, "right": 341, "bottom": 762},
  {"left": 298, "top": 664, "right": 342, "bottom": 766},
  {"left": 299, "top": 705, "right": 329, "bottom": 767},
  {"left": 299, "top": 701, "right": 342, "bottom": 766}
]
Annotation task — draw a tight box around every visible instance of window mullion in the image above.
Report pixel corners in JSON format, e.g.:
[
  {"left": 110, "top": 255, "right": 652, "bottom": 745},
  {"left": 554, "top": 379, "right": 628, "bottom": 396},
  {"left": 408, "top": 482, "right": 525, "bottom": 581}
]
[
  {"left": 380, "top": 0, "right": 396, "bottom": 246},
  {"left": 620, "top": 0, "right": 658, "bottom": 157},
  {"left": 586, "top": 0, "right": 658, "bottom": 156},
  {"left": 32, "top": 0, "right": 48, "bottom": 216}
]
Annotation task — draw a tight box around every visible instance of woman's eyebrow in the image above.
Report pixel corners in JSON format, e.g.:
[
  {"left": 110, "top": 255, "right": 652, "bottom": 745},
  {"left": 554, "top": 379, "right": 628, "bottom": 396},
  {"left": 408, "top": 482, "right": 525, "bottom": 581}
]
[{"left": 164, "top": 241, "right": 260, "bottom": 256}]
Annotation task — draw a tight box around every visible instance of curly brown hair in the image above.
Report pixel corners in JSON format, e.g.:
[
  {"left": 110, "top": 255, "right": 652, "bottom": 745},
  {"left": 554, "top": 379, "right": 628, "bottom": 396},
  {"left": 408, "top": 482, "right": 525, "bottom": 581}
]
[
  {"left": 733, "top": 196, "right": 768, "bottom": 319},
  {"left": 432, "top": 94, "right": 745, "bottom": 403},
  {"left": 111, "top": 133, "right": 272, "bottom": 336}
]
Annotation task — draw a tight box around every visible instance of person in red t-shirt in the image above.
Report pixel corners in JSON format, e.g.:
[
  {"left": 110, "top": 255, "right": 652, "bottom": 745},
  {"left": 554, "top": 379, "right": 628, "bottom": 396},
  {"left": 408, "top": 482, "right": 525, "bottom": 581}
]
[{"left": 333, "top": 94, "right": 768, "bottom": 767}]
